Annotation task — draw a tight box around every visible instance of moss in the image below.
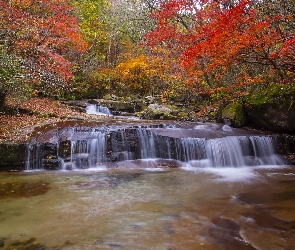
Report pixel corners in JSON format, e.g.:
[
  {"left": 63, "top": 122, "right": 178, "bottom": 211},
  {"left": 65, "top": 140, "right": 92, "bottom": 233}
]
[
  {"left": 245, "top": 83, "right": 295, "bottom": 105},
  {"left": 161, "top": 113, "right": 177, "bottom": 120},
  {"left": 0, "top": 143, "right": 26, "bottom": 162},
  {"left": 222, "top": 102, "right": 246, "bottom": 127}
]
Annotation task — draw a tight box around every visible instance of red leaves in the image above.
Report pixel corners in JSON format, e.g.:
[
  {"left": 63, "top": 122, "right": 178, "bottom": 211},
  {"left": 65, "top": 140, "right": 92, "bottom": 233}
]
[
  {"left": 144, "top": 0, "right": 295, "bottom": 89},
  {"left": 0, "top": 0, "right": 87, "bottom": 83}
]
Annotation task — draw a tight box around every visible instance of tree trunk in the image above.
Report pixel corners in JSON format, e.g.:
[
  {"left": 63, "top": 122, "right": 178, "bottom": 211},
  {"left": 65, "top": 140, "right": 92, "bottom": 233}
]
[{"left": 0, "top": 90, "right": 7, "bottom": 111}]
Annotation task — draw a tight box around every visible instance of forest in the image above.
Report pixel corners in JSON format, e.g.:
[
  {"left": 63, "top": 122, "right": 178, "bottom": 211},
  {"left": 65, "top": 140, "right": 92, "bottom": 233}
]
[{"left": 0, "top": 0, "right": 295, "bottom": 129}]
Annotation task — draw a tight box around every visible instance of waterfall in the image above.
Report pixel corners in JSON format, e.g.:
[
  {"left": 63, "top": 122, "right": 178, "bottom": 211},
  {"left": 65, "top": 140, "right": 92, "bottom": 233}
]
[
  {"left": 86, "top": 104, "right": 111, "bottom": 115},
  {"left": 25, "top": 124, "right": 285, "bottom": 170},
  {"left": 70, "top": 131, "right": 107, "bottom": 169}
]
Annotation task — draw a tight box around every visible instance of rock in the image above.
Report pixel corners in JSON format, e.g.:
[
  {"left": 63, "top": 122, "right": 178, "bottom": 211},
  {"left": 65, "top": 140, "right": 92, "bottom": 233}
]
[
  {"left": 141, "top": 104, "right": 173, "bottom": 120},
  {"left": 0, "top": 143, "right": 26, "bottom": 171},
  {"left": 244, "top": 85, "right": 295, "bottom": 132},
  {"left": 221, "top": 102, "right": 246, "bottom": 127},
  {"left": 144, "top": 95, "right": 156, "bottom": 104},
  {"left": 91, "top": 99, "right": 141, "bottom": 113}
]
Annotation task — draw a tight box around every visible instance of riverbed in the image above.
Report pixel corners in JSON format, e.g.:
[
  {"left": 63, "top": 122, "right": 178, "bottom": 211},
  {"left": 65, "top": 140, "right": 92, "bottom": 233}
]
[{"left": 0, "top": 166, "right": 294, "bottom": 249}]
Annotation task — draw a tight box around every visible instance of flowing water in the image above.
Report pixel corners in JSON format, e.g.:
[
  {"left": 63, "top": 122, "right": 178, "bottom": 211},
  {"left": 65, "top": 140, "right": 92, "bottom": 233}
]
[
  {"left": 1, "top": 121, "right": 295, "bottom": 249},
  {"left": 0, "top": 167, "right": 295, "bottom": 249},
  {"left": 26, "top": 122, "right": 284, "bottom": 170},
  {"left": 86, "top": 104, "right": 112, "bottom": 116}
]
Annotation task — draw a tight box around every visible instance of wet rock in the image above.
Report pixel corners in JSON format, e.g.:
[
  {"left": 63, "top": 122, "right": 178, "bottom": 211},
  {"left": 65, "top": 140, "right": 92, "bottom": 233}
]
[
  {"left": 221, "top": 102, "right": 246, "bottom": 128},
  {"left": 208, "top": 217, "right": 255, "bottom": 250},
  {"left": 0, "top": 143, "right": 26, "bottom": 171},
  {"left": 42, "top": 158, "right": 62, "bottom": 170},
  {"left": 0, "top": 237, "right": 8, "bottom": 248},
  {"left": 236, "top": 191, "right": 295, "bottom": 205},
  {"left": 243, "top": 209, "right": 295, "bottom": 231}
]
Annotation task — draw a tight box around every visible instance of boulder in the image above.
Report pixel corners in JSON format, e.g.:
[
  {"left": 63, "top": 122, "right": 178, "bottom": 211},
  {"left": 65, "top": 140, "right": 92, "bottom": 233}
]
[
  {"left": 0, "top": 143, "right": 26, "bottom": 171},
  {"left": 244, "top": 85, "right": 295, "bottom": 132},
  {"left": 221, "top": 102, "right": 246, "bottom": 127}
]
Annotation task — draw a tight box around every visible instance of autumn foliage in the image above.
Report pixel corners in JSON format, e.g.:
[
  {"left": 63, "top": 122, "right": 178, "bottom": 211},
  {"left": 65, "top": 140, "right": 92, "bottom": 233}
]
[
  {"left": 144, "top": 0, "right": 295, "bottom": 96},
  {"left": 1, "top": 0, "right": 295, "bottom": 104},
  {"left": 0, "top": 0, "right": 87, "bottom": 96}
]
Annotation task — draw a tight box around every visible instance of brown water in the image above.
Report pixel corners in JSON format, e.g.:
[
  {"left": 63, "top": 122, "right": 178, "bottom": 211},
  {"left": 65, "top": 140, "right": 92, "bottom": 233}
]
[{"left": 0, "top": 166, "right": 295, "bottom": 249}]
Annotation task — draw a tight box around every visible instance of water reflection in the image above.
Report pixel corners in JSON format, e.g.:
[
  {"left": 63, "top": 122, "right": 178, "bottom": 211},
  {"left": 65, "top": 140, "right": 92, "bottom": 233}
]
[{"left": 0, "top": 167, "right": 294, "bottom": 249}]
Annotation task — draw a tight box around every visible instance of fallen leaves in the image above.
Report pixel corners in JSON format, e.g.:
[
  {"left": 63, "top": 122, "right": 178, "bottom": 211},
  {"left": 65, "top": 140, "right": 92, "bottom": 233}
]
[{"left": 0, "top": 97, "right": 103, "bottom": 143}]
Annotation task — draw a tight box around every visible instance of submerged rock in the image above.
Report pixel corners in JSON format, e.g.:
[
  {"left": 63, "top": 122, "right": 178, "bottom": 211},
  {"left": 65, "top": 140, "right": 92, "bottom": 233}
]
[
  {"left": 3, "top": 237, "right": 45, "bottom": 250},
  {"left": 0, "top": 181, "right": 50, "bottom": 199}
]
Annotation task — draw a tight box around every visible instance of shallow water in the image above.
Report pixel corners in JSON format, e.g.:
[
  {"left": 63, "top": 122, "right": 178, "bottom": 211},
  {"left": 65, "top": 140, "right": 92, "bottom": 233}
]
[{"left": 0, "top": 166, "right": 295, "bottom": 249}]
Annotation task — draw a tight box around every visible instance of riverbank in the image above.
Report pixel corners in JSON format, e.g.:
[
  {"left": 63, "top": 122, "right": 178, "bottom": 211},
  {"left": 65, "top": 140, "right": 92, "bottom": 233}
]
[{"left": 0, "top": 97, "right": 112, "bottom": 143}]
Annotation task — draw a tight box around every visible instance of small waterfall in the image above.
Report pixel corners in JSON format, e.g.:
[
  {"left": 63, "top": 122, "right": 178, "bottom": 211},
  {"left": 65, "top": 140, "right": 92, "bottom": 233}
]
[
  {"left": 69, "top": 131, "right": 107, "bottom": 169},
  {"left": 26, "top": 144, "right": 43, "bottom": 170},
  {"left": 206, "top": 137, "right": 246, "bottom": 167},
  {"left": 86, "top": 104, "right": 111, "bottom": 115},
  {"left": 249, "top": 136, "right": 282, "bottom": 165},
  {"left": 110, "top": 129, "right": 134, "bottom": 161},
  {"left": 25, "top": 124, "right": 285, "bottom": 170},
  {"left": 136, "top": 129, "right": 156, "bottom": 159}
]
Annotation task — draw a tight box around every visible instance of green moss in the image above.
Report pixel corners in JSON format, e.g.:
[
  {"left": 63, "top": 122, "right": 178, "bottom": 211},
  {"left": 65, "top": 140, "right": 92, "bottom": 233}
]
[
  {"left": 222, "top": 102, "right": 246, "bottom": 127},
  {"left": 0, "top": 143, "right": 26, "bottom": 162},
  {"left": 161, "top": 113, "right": 177, "bottom": 120},
  {"left": 245, "top": 83, "right": 295, "bottom": 105}
]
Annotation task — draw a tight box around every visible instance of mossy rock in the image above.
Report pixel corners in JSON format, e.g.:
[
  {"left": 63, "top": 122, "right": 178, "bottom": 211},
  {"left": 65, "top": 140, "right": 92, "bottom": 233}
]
[
  {"left": 0, "top": 143, "right": 26, "bottom": 171},
  {"left": 244, "top": 84, "right": 295, "bottom": 132},
  {"left": 161, "top": 113, "right": 178, "bottom": 120},
  {"left": 141, "top": 104, "right": 173, "bottom": 120},
  {"left": 221, "top": 102, "right": 246, "bottom": 127}
]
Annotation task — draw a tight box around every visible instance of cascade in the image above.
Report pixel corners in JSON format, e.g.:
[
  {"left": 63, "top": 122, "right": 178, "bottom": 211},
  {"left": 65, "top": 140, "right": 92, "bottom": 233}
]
[
  {"left": 86, "top": 104, "right": 111, "bottom": 115},
  {"left": 26, "top": 123, "right": 284, "bottom": 170}
]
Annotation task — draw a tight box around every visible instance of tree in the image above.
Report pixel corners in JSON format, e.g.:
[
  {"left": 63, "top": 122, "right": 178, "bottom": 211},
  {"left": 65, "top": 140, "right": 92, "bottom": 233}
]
[
  {"left": 0, "top": 0, "right": 87, "bottom": 97},
  {"left": 71, "top": 0, "right": 158, "bottom": 98},
  {"left": 144, "top": 0, "right": 295, "bottom": 98},
  {"left": 0, "top": 46, "right": 30, "bottom": 109}
]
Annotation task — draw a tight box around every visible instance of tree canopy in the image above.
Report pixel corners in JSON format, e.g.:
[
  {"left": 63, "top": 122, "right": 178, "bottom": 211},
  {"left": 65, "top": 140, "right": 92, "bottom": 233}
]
[
  {"left": 144, "top": 0, "right": 295, "bottom": 98},
  {"left": 0, "top": 0, "right": 294, "bottom": 103}
]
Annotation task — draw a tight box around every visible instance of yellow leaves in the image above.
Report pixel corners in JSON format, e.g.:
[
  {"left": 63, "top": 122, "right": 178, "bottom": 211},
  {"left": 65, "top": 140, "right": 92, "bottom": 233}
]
[{"left": 116, "top": 55, "right": 148, "bottom": 76}]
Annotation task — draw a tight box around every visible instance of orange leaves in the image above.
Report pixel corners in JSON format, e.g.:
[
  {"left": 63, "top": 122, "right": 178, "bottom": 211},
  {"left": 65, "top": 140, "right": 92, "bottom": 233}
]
[
  {"left": 144, "top": 0, "right": 295, "bottom": 93},
  {"left": 0, "top": 0, "right": 87, "bottom": 84}
]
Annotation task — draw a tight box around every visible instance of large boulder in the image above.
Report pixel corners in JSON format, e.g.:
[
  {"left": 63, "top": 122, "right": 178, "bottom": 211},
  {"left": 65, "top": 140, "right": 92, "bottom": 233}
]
[
  {"left": 0, "top": 143, "right": 26, "bottom": 171},
  {"left": 244, "top": 84, "right": 295, "bottom": 132},
  {"left": 221, "top": 102, "right": 246, "bottom": 127}
]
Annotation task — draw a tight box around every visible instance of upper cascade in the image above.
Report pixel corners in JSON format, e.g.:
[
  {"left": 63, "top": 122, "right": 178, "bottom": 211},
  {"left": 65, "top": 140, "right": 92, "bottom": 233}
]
[{"left": 86, "top": 104, "right": 111, "bottom": 116}]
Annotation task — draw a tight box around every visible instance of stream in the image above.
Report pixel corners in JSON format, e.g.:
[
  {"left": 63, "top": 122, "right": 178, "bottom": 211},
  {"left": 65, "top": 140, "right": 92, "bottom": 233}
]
[
  {"left": 0, "top": 116, "right": 295, "bottom": 249},
  {"left": 0, "top": 167, "right": 295, "bottom": 249}
]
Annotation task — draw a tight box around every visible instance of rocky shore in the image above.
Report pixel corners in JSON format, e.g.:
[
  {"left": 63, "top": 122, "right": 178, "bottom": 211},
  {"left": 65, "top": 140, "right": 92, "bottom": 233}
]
[{"left": 1, "top": 94, "right": 295, "bottom": 171}]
